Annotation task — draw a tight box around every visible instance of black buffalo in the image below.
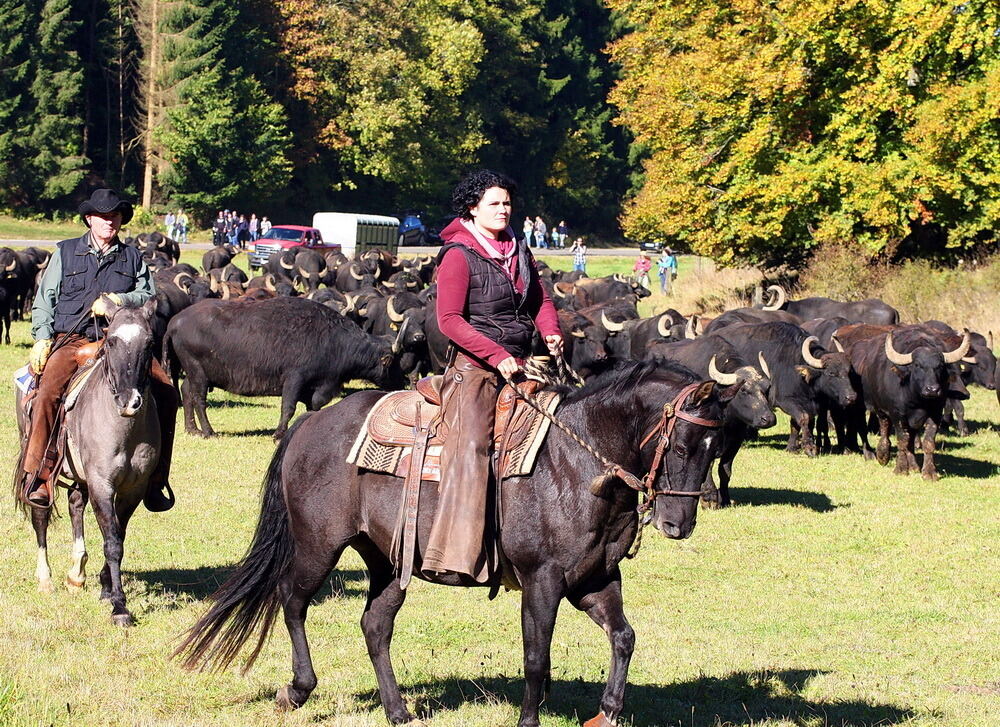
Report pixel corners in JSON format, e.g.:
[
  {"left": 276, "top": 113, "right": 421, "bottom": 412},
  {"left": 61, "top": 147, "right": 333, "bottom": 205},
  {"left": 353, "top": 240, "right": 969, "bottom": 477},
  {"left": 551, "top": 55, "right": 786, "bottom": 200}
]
[
  {"left": 163, "top": 297, "right": 407, "bottom": 438},
  {"left": 846, "top": 326, "right": 970, "bottom": 479},
  {"left": 714, "top": 322, "right": 857, "bottom": 457},
  {"left": 760, "top": 285, "right": 899, "bottom": 325}
]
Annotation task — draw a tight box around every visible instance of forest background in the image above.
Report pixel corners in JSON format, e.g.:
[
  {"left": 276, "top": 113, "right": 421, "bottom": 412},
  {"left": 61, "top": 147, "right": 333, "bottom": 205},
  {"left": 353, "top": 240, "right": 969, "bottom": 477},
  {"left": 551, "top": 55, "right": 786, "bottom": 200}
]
[{"left": 0, "top": 0, "right": 997, "bottom": 268}]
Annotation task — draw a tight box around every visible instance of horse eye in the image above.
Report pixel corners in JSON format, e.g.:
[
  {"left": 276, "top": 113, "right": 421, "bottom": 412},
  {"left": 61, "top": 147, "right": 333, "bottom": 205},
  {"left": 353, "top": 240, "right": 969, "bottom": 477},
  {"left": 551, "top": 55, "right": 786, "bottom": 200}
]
[{"left": 674, "top": 444, "right": 688, "bottom": 457}]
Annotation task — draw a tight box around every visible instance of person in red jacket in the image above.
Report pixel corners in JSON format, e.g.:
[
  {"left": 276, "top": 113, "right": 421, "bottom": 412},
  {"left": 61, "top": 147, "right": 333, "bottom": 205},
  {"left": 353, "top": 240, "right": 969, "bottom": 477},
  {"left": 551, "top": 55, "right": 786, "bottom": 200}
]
[{"left": 424, "top": 170, "right": 562, "bottom": 581}]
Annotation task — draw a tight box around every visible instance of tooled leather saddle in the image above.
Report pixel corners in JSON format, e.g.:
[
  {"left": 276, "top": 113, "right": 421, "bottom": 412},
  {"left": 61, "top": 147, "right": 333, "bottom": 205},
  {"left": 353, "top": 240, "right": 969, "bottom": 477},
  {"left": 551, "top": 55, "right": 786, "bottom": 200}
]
[{"left": 347, "top": 375, "right": 559, "bottom": 482}]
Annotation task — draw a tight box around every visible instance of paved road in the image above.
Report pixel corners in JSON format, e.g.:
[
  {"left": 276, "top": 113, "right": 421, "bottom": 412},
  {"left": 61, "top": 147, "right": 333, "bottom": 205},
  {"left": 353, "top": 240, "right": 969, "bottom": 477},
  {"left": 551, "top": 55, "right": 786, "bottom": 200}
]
[{"left": 1, "top": 239, "right": 639, "bottom": 256}]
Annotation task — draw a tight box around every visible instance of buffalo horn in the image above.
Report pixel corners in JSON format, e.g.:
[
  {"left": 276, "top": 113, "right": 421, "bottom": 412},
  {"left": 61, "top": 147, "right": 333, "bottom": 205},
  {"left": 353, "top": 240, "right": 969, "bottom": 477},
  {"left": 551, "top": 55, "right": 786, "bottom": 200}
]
[
  {"left": 761, "top": 284, "right": 786, "bottom": 311},
  {"left": 373, "top": 265, "right": 381, "bottom": 280},
  {"left": 391, "top": 317, "right": 409, "bottom": 355},
  {"left": 4, "top": 259, "right": 15, "bottom": 272},
  {"left": 298, "top": 266, "right": 311, "bottom": 279},
  {"left": 279, "top": 254, "right": 294, "bottom": 270},
  {"left": 552, "top": 283, "right": 567, "bottom": 299},
  {"left": 220, "top": 283, "right": 231, "bottom": 300},
  {"left": 988, "top": 331, "right": 994, "bottom": 350},
  {"left": 884, "top": 332, "right": 913, "bottom": 366},
  {"left": 941, "top": 329, "right": 972, "bottom": 364},
  {"left": 831, "top": 335, "right": 845, "bottom": 353},
  {"left": 386, "top": 295, "right": 405, "bottom": 323},
  {"left": 208, "top": 275, "right": 218, "bottom": 293},
  {"left": 349, "top": 264, "right": 363, "bottom": 281},
  {"left": 708, "top": 355, "right": 738, "bottom": 386},
  {"left": 601, "top": 310, "right": 624, "bottom": 332},
  {"left": 343, "top": 293, "right": 356, "bottom": 313},
  {"left": 172, "top": 272, "right": 189, "bottom": 290},
  {"left": 684, "top": 316, "right": 696, "bottom": 339},
  {"left": 264, "top": 274, "right": 276, "bottom": 292},
  {"left": 657, "top": 314, "right": 671, "bottom": 338},
  {"left": 571, "top": 329, "right": 586, "bottom": 338},
  {"left": 421, "top": 255, "right": 432, "bottom": 265},
  {"left": 383, "top": 279, "right": 396, "bottom": 289},
  {"left": 38, "top": 256, "right": 49, "bottom": 270},
  {"left": 758, "top": 351, "right": 771, "bottom": 379},
  {"left": 801, "top": 335, "right": 824, "bottom": 368}
]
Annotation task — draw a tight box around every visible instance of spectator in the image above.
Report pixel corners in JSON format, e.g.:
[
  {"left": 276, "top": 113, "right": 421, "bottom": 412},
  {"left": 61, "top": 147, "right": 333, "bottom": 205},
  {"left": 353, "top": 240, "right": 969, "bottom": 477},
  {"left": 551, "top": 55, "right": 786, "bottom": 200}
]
[
  {"left": 227, "top": 212, "right": 239, "bottom": 246},
  {"left": 571, "top": 237, "right": 587, "bottom": 274},
  {"left": 522, "top": 216, "right": 534, "bottom": 247},
  {"left": 249, "top": 213, "right": 259, "bottom": 242},
  {"left": 533, "top": 216, "right": 547, "bottom": 249},
  {"left": 212, "top": 211, "right": 225, "bottom": 246},
  {"left": 556, "top": 220, "right": 568, "bottom": 248},
  {"left": 176, "top": 209, "right": 189, "bottom": 243},
  {"left": 550, "top": 228, "right": 560, "bottom": 249},
  {"left": 633, "top": 251, "right": 651, "bottom": 289},
  {"left": 236, "top": 214, "right": 250, "bottom": 249},
  {"left": 164, "top": 210, "right": 176, "bottom": 238},
  {"left": 260, "top": 216, "right": 272, "bottom": 236},
  {"left": 657, "top": 247, "right": 678, "bottom": 294}
]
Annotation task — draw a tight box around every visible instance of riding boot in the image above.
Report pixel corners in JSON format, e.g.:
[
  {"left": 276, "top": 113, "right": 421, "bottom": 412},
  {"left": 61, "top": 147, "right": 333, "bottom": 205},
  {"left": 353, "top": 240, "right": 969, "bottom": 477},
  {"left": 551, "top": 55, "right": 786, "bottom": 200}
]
[
  {"left": 23, "top": 472, "right": 53, "bottom": 508},
  {"left": 144, "top": 360, "right": 178, "bottom": 512}
]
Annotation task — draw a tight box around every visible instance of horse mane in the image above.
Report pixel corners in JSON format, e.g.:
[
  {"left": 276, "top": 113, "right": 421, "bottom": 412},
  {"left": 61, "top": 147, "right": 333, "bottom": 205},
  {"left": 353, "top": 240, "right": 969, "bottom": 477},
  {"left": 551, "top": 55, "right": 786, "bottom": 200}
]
[{"left": 562, "top": 359, "right": 699, "bottom": 406}]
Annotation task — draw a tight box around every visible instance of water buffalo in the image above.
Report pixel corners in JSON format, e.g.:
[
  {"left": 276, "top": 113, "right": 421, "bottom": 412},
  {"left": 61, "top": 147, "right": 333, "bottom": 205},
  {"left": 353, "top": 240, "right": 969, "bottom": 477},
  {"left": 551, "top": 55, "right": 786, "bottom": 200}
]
[
  {"left": 163, "top": 297, "right": 408, "bottom": 438},
  {"left": 760, "top": 285, "right": 899, "bottom": 325}
]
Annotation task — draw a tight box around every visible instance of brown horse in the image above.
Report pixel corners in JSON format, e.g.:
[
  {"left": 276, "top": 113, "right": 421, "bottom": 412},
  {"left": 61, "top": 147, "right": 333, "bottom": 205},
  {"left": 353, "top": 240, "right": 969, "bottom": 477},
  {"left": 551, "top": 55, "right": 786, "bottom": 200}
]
[
  {"left": 177, "top": 360, "right": 732, "bottom": 726},
  {"left": 15, "top": 298, "right": 161, "bottom": 626}
]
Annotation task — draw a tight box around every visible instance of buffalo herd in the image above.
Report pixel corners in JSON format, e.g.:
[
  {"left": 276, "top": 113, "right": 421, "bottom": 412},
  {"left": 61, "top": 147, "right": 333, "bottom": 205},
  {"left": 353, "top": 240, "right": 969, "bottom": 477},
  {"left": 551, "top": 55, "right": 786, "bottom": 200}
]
[{"left": 2, "top": 235, "right": 995, "bottom": 495}]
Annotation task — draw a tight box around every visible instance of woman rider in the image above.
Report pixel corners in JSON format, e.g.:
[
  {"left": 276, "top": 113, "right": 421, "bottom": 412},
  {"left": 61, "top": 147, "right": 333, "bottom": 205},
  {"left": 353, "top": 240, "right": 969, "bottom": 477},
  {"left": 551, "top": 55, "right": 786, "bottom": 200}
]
[{"left": 423, "top": 170, "right": 563, "bottom": 581}]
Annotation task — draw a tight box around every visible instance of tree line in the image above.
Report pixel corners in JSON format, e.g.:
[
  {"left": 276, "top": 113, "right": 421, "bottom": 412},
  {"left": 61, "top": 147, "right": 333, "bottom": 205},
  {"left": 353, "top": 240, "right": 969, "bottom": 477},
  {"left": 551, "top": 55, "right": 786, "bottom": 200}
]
[
  {"left": 2, "top": 0, "right": 996, "bottom": 266},
  {"left": 0, "top": 0, "right": 634, "bottom": 232}
]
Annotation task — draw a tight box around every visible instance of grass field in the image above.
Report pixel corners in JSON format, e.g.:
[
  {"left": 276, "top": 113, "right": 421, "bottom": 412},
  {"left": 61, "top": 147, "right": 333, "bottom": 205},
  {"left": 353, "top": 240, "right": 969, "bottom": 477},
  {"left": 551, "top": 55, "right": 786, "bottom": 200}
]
[{"left": 1, "top": 254, "right": 999, "bottom": 727}]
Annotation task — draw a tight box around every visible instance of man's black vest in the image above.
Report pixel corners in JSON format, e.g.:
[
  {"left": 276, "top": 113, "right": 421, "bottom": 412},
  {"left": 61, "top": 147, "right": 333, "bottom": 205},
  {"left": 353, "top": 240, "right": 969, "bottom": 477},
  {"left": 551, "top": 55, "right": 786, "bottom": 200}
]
[
  {"left": 54, "top": 234, "right": 143, "bottom": 337},
  {"left": 437, "top": 238, "right": 537, "bottom": 360}
]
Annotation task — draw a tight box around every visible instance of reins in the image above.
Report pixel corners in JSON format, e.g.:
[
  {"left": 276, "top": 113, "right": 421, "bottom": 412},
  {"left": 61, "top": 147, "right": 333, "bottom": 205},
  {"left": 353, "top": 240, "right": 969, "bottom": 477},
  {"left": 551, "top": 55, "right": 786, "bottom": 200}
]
[{"left": 506, "top": 360, "right": 723, "bottom": 511}]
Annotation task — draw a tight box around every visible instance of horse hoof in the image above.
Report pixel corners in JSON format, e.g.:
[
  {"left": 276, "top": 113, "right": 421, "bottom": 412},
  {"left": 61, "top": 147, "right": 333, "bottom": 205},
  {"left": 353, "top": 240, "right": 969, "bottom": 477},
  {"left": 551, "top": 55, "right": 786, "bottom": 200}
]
[
  {"left": 65, "top": 578, "right": 85, "bottom": 592},
  {"left": 38, "top": 579, "right": 54, "bottom": 594},
  {"left": 275, "top": 686, "right": 300, "bottom": 712},
  {"left": 112, "top": 612, "right": 133, "bottom": 628}
]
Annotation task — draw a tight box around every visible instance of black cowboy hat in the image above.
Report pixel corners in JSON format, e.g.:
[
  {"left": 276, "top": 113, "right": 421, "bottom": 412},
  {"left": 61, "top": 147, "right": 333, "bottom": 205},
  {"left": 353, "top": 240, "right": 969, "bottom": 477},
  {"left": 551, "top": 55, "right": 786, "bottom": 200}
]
[{"left": 78, "top": 188, "right": 133, "bottom": 226}]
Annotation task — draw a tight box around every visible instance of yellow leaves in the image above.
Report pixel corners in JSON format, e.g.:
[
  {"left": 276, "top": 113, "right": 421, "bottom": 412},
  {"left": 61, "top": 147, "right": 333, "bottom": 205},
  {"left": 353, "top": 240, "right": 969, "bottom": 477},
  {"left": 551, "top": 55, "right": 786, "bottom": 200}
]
[{"left": 611, "top": 0, "right": 1000, "bottom": 264}]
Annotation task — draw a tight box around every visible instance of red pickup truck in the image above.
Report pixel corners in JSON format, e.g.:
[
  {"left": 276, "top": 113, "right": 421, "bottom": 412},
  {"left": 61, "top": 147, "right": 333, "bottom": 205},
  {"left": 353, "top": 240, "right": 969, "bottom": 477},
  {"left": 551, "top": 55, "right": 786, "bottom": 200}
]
[{"left": 248, "top": 225, "right": 342, "bottom": 270}]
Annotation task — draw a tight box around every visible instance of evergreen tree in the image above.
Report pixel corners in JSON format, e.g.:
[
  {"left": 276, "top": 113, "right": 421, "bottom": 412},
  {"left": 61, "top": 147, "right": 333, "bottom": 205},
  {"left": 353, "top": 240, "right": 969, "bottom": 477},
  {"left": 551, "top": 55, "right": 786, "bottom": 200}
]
[
  {"left": 0, "top": 0, "right": 38, "bottom": 206},
  {"left": 29, "top": 0, "right": 88, "bottom": 206},
  {"left": 158, "top": 70, "right": 292, "bottom": 218}
]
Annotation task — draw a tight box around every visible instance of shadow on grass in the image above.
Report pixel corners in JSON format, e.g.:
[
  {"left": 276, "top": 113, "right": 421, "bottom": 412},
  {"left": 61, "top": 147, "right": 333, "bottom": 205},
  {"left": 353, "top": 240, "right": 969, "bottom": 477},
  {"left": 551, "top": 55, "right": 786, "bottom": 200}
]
[
  {"left": 133, "top": 565, "right": 369, "bottom": 604},
  {"left": 728, "top": 486, "right": 838, "bottom": 512},
  {"left": 204, "top": 398, "right": 270, "bottom": 410},
  {"left": 933, "top": 452, "right": 1000, "bottom": 479},
  {"left": 940, "top": 418, "right": 998, "bottom": 437},
  {"left": 340, "top": 669, "right": 919, "bottom": 727}
]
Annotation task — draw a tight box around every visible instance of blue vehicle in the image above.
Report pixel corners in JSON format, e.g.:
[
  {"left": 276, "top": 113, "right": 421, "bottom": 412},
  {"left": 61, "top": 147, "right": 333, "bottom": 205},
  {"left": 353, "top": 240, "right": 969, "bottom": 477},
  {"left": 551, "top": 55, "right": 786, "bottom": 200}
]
[{"left": 397, "top": 211, "right": 441, "bottom": 246}]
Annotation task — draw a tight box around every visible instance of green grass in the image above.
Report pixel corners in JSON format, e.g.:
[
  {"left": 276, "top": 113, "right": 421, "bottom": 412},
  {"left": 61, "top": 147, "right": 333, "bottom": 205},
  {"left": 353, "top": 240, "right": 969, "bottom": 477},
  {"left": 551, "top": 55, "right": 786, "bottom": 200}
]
[
  {"left": 0, "top": 214, "right": 212, "bottom": 244},
  {"left": 1, "top": 288, "right": 999, "bottom": 726}
]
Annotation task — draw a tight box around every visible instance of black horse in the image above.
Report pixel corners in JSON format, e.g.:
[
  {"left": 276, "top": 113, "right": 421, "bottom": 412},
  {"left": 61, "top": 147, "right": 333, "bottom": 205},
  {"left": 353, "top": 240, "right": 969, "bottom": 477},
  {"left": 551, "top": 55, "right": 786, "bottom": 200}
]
[{"left": 177, "top": 360, "right": 731, "bottom": 727}]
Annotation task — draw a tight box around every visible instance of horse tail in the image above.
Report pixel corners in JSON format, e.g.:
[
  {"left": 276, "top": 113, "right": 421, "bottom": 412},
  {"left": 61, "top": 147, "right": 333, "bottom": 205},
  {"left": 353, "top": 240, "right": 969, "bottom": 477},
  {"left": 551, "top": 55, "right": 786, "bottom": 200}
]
[
  {"left": 174, "top": 412, "right": 312, "bottom": 673},
  {"left": 161, "top": 328, "right": 180, "bottom": 388}
]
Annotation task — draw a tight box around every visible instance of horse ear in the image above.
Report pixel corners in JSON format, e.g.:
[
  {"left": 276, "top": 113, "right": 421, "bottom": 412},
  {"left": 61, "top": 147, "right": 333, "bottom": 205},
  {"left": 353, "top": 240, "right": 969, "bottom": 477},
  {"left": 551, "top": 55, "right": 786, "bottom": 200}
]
[
  {"left": 690, "top": 380, "right": 716, "bottom": 405},
  {"left": 100, "top": 294, "right": 123, "bottom": 319}
]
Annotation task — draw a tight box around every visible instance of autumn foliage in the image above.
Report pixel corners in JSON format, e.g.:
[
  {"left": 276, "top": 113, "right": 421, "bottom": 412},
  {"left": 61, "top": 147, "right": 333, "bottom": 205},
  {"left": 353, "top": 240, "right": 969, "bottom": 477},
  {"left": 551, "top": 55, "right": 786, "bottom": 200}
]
[{"left": 607, "top": 0, "right": 1000, "bottom": 266}]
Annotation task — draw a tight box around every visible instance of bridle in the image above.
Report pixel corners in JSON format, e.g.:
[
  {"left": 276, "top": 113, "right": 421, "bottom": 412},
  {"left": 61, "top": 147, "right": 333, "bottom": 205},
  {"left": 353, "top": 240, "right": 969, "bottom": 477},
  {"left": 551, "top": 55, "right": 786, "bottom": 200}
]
[
  {"left": 628, "top": 381, "right": 723, "bottom": 512},
  {"left": 509, "top": 376, "right": 722, "bottom": 507}
]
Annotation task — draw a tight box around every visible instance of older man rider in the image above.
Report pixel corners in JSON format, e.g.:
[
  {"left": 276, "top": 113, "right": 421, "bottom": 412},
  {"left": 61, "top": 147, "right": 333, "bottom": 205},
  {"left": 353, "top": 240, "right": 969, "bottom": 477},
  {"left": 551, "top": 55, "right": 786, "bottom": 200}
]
[{"left": 20, "top": 188, "right": 177, "bottom": 511}]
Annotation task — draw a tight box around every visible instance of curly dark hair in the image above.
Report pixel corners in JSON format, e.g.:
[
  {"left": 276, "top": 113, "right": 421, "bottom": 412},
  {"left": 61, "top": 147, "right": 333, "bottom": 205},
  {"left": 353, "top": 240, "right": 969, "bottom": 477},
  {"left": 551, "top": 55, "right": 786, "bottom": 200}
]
[{"left": 451, "top": 170, "right": 517, "bottom": 220}]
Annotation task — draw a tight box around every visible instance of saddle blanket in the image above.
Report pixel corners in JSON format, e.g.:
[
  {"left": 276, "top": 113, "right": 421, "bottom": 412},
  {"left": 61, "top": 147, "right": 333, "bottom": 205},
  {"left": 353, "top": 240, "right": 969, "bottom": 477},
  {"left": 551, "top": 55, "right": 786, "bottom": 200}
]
[{"left": 346, "top": 383, "right": 560, "bottom": 482}]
